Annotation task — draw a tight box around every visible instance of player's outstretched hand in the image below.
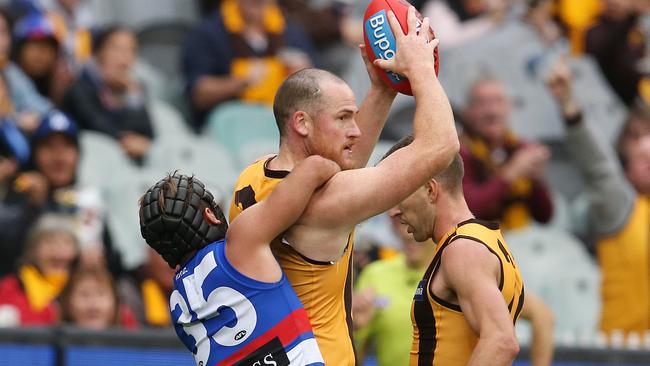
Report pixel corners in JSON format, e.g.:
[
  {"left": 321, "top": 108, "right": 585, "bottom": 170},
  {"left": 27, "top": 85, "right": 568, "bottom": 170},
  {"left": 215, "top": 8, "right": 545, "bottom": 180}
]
[{"left": 373, "top": 6, "right": 438, "bottom": 80}]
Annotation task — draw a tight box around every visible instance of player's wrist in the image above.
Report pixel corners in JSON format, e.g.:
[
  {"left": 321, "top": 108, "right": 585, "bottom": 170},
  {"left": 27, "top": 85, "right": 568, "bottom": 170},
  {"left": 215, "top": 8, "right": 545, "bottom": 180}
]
[
  {"left": 369, "top": 83, "right": 397, "bottom": 98},
  {"left": 403, "top": 63, "right": 436, "bottom": 80},
  {"left": 407, "top": 64, "right": 438, "bottom": 95}
]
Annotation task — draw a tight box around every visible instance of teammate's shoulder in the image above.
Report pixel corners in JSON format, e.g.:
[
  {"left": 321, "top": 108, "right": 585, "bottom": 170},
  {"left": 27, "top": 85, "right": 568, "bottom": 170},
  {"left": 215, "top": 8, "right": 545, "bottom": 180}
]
[
  {"left": 443, "top": 237, "right": 501, "bottom": 270},
  {"left": 454, "top": 219, "right": 501, "bottom": 239}
]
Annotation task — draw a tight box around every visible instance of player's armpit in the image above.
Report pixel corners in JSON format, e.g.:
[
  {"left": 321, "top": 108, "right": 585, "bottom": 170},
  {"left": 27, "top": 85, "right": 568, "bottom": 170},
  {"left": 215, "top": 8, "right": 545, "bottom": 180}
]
[{"left": 441, "top": 239, "right": 520, "bottom": 366}]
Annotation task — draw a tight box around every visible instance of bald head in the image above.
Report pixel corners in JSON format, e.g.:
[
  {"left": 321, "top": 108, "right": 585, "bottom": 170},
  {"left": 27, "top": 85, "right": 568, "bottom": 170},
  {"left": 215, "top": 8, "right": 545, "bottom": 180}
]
[{"left": 273, "top": 68, "right": 347, "bottom": 137}]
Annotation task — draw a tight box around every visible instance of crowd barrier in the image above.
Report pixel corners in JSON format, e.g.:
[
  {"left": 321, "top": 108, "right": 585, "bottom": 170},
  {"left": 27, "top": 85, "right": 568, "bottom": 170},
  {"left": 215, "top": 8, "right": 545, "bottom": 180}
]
[{"left": 0, "top": 327, "right": 649, "bottom": 365}]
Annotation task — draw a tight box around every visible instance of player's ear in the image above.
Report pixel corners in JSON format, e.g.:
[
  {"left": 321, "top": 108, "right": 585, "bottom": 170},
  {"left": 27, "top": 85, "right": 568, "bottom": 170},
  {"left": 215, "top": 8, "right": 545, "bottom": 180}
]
[
  {"left": 426, "top": 179, "right": 438, "bottom": 204},
  {"left": 291, "top": 111, "right": 310, "bottom": 137},
  {"left": 203, "top": 207, "right": 222, "bottom": 225}
]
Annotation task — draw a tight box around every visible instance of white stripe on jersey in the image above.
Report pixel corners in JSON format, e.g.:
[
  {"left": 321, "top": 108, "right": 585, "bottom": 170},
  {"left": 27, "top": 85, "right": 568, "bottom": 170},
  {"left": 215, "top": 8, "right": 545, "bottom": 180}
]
[{"left": 287, "top": 338, "right": 325, "bottom": 365}]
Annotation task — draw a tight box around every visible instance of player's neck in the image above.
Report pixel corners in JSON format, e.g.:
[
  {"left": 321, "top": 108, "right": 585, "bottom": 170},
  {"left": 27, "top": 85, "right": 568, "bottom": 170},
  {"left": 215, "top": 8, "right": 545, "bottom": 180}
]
[
  {"left": 432, "top": 198, "right": 474, "bottom": 243},
  {"left": 270, "top": 142, "right": 307, "bottom": 172}
]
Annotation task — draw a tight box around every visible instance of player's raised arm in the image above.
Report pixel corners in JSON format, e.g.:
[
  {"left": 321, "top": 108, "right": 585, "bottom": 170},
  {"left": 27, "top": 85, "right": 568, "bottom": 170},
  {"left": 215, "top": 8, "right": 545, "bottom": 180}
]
[
  {"left": 442, "top": 239, "right": 520, "bottom": 365},
  {"left": 351, "top": 44, "right": 397, "bottom": 168},
  {"left": 228, "top": 155, "right": 340, "bottom": 251},
  {"left": 305, "top": 8, "right": 459, "bottom": 227}
]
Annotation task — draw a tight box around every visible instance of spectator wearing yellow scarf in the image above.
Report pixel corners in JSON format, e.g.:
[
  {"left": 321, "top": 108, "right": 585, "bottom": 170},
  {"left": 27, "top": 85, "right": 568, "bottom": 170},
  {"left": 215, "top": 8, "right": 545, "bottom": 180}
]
[{"left": 181, "top": 0, "right": 316, "bottom": 130}]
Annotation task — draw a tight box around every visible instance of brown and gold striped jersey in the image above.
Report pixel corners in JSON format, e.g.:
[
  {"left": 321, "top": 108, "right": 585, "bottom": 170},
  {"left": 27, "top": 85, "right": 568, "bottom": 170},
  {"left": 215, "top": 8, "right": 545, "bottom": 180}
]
[{"left": 410, "top": 219, "right": 525, "bottom": 366}]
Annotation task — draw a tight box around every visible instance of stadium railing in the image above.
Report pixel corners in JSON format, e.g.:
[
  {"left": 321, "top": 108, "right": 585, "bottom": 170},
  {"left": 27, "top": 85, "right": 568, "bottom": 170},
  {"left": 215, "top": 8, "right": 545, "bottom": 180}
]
[{"left": 0, "top": 327, "right": 649, "bottom": 366}]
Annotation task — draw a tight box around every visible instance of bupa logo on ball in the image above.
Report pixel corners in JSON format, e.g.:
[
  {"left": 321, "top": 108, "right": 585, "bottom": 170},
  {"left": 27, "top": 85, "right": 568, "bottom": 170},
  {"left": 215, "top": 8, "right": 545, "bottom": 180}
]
[{"left": 365, "top": 10, "right": 402, "bottom": 84}]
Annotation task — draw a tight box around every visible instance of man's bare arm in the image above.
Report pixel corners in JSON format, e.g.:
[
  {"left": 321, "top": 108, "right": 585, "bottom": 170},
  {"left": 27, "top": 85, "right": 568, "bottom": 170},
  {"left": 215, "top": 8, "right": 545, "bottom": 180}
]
[
  {"left": 442, "top": 240, "right": 519, "bottom": 366},
  {"left": 191, "top": 75, "right": 248, "bottom": 111},
  {"left": 352, "top": 45, "right": 397, "bottom": 168},
  {"left": 227, "top": 156, "right": 339, "bottom": 281},
  {"left": 303, "top": 9, "right": 459, "bottom": 228},
  {"left": 229, "top": 156, "right": 339, "bottom": 250}
]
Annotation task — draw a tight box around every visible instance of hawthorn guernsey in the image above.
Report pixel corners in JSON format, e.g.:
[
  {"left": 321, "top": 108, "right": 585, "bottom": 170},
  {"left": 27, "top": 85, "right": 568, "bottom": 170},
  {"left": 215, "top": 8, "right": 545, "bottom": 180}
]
[{"left": 170, "top": 239, "right": 324, "bottom": 366}]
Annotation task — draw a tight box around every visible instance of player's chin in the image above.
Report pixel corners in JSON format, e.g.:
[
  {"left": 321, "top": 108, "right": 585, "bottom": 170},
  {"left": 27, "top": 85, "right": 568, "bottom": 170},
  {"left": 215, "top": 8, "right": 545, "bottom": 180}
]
[{"left": 412, "top": 230, "right": 429, "bottom": 243}]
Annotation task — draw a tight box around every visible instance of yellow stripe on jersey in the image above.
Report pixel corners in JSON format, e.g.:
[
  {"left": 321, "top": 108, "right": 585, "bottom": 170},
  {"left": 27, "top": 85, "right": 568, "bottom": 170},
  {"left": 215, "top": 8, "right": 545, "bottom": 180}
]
[
  {"left": 230, "top": 156, "right": 357, "bottom": 365},
  {"left": 410, "top": 219, "right": 525, "bottom": 366}
]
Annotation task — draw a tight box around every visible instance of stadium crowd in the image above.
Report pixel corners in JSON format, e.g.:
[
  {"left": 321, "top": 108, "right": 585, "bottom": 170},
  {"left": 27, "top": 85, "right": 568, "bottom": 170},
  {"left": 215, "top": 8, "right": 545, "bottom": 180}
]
[{"left": 0, "top": 0, "right": 648, "bottom": 364}]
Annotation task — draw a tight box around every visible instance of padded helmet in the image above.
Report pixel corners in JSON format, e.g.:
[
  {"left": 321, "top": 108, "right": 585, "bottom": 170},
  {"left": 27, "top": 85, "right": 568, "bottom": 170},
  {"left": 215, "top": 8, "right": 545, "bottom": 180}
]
[{"left": 139, "top": 173, "right": 227, "bottom": 268}]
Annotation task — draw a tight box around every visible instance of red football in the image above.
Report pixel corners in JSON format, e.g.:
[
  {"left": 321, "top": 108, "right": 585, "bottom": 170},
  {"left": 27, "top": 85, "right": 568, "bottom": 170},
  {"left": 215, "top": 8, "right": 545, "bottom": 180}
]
[{"left": 363, "top": 0, "right": 439, "bottom": 96}]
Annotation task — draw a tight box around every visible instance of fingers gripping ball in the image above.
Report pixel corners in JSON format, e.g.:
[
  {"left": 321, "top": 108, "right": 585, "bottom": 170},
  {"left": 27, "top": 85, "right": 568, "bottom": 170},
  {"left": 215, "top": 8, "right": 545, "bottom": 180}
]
[
  {"left": 139, "top": 173, "right": 227, "bottom": 268},
  {"left": 363, "top": 0, "right": 439, "bottom": 95}
]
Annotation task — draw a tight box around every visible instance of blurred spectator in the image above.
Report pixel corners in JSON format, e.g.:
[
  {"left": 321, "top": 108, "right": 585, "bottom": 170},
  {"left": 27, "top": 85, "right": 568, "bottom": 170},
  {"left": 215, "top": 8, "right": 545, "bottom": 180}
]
[
  {"left": 354, "top": 218, "right": 435, "bottom": 366},
  {"left": 278, "top": 0, "right": 357, "bottom": 73},
  {"left": 554, "top": 0, "right": 602, "bottom": 54},
  {"left": 7, "top": 0, "right": 93, "bottom": 69},
  {"left": 63, "top": 26, "right": 154, "bottom": 163},
  {"left": 38, "top": 0, "right": 94, "bottom": 68},
  {"left": 182, "top": 0, "right": 315, "bottom": 131},
  {"left": 460, "top": 77, "right": 554, "bottom": 230},
  {"left": 0, "top": 117, "right": 34, "bottom": 276},
  {"left": 585, "top": 0, "right": 647, "bottom": 106},
  {"left": 280, "top": 0, "right": 349, "bottom": 47},
  {"left": 547, "top": 59, "right": 650, "bottom": 334},
  {"left": 0, "top": 69, "right": 41, "bottom": 137},
  {"left": 12, "top": 12, "right": 73, "bottom": 104},
  {"left": 119, "top": 247, "right": 175, "bottom": 327},
  {"left": 0, "top": 9, "right": 53, "bottom": 131},
  {"left": 0, "top": 119, "right": 29, "bottom": 181},
  {"left": 0, "top": 214, "right": 79, "bottom": 326},
  {"left": 2, "top": 111, "right": 121, "bottom": 274},
  {"left": 520, "top": 292, "right": 555, "bottom": 366},
  {"left": 523, "top": 0, "right": 563, "bottom": 45},
  {"left": 352, "top": 235, "right": 399, "bottom": 279},
  {"left": 617, "top": 105, "right": 650, "bottom": 154},
  {"left": 59, "top": 265, "right": 137, "bottom": 330},
  {"left": 197, "top": 0, "right": 222, "bottom": 16},
  {"left": 421, "top": 0, "right": 509, "bottom": 49}
]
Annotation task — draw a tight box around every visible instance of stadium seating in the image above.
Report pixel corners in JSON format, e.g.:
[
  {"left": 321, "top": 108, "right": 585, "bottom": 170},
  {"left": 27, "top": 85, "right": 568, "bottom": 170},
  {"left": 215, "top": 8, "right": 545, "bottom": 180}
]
[
  {"left": 203, "top": 101, "right": 280, "bottom": 170},
  {"left": 148, "top": 100, "right": 193, "bottom": 141},
  {"left": 78, "top": 131, "right": 139, "bottom": 194},
  {"left": 506, "top": 225, "right": 601, "bottom": 336},
  {"left": 136, "top": 20, "right": 193, "bottom": 79},
  {"left": 103, "top": 170, "right": 151, "bottom": 269},
  {"left": 438, "top": 20, "right": 625, "bottom": 143},
  {"left": 86, "top": 0, "right": 197, "bottom": 30},
  {"left": 144, "top": 135, "right": 237, "bottom": 205}
]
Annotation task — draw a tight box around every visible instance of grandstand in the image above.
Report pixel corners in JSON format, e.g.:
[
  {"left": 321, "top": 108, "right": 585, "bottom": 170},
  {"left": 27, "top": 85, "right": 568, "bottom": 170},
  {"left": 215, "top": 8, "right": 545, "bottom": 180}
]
[{"left": 0, "top": 0, "right": 649, "bottom": 365}]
